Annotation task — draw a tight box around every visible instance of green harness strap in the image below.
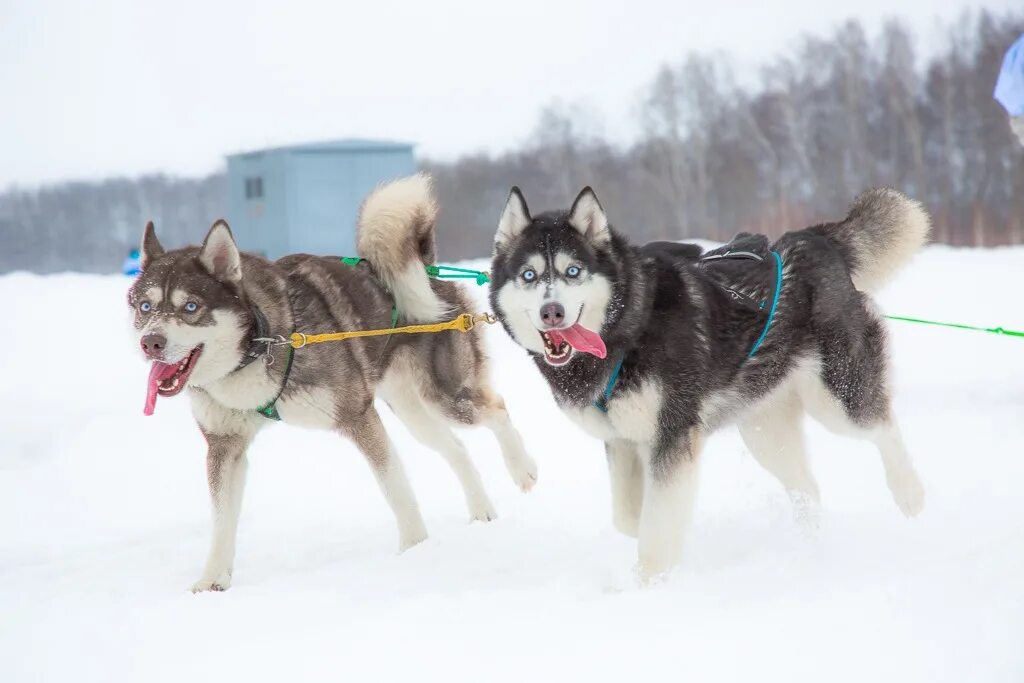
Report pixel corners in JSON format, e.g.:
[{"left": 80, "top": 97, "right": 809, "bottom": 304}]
[{"left": 255, "top": 346, "right": 295, "bottom": 421}]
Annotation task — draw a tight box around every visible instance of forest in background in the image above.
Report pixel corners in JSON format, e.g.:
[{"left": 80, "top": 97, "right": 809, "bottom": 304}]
[{"left": 2, "top": 10, "right": 1021, "bottom": 272}]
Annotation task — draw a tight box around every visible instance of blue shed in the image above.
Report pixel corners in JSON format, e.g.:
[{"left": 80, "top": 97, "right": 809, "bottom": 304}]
[{"left": 225, "top": 139, "right": 416, "bottom": 259}]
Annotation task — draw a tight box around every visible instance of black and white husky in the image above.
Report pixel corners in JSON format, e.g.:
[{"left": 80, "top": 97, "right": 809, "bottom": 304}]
[
  {"left": 128, "top": 174, "right": 536, "bottom": 592},
  {"left": 489, "top": 186, "right": 928, "bottom": 580}
]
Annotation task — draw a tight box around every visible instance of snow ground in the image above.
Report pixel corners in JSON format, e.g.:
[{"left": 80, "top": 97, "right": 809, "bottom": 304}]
[{"left": 1, "top": 246, "right": 1023, "bottom": 682}]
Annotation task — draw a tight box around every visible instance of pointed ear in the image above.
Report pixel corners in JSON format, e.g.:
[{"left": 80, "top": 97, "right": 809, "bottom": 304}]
[
  {"left": 495, "top": 187, "right": 532, "bottom": 250},
  {"left": 140, "top": 221, "right": 164, "bottom": 270},
  {"left": 198, "top": 220, "right": 242, "bottom": 283},
  {"left": 568, "top": 187, "right": 610, "bottom": 246}
]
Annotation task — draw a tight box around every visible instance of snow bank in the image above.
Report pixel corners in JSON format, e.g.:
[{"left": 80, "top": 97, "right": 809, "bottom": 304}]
[{"left": 1, "top": 247, "right": 1022, "bottom": 682}]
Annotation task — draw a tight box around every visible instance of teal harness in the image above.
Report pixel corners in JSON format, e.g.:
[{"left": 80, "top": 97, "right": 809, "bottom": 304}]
[
  {"left": 593, "top": 250, "right": 783, "bottom": 413},
  {"left": 746, "top": 250, "right": 783, "bottom": 358},
  {"left": 593, "top": 352, "right": 625, "bottom": 413}
]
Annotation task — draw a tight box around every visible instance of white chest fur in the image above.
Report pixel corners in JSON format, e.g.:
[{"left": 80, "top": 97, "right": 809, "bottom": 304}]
[
  {"left": 201, "top": 362, "right": 277, "bottom": 412},
  {"left": 561, "top": 379, "right": 663, "bottom": 444},
  {"left": 275, "top": 386, "right": 338, "bottom": 430}
]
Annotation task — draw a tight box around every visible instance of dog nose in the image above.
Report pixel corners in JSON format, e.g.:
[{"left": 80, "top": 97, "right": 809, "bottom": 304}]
[
  {"left": 141, "top": 334, "right": 167, "bottom": 359},
  {"left": 540, "top": 302, "right": 565, "bottom": 328}
]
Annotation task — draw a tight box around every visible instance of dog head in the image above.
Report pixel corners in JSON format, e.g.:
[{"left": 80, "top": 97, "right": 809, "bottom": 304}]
[
  {"left": 127, "top": 220, "right": 253, "bottom": 415},
  {"left": 489, "top": 187, "right": 615, "bottom": 367}
]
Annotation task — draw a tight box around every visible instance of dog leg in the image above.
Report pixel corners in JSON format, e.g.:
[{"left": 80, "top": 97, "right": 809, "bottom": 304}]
[
  {"left": 870, "top": 419, "right": 924, "bottom": 517},
  {"left": 481, "top": 396, "right": 538, "bottom": 493},
  {"left": 388, "top": 393, "right": 497, "bottom": 522},
  {"left": 636, "top": 431, "right": 703, "bottom": 582},
  {"left": 739, "top": 388, "right": 821, "bottom": 520},
  {"left": 344, "top": 407, "right": 428, "bottom": 551},
  {"left": 606, "top": 440, "right": 642, "bottom": 537},
  {"left": 800, "top": 369, "right": 923, "bottom": 518},
  {"left": 192, "top": 432, "right": 251, "bottom": 593}
]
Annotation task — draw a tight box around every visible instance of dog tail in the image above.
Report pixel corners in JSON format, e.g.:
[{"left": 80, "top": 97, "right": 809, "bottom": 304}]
[
  {"left": 821, "top": 188, "right": 931, "bottom": 293},
  {"left": 357, "top": 173, "right": 448, "bottom": 322}
]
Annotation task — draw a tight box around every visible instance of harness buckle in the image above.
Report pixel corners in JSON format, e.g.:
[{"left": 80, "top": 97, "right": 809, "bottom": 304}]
[{"left": 252, "top": 335, "right": 291, "bottom": 362}]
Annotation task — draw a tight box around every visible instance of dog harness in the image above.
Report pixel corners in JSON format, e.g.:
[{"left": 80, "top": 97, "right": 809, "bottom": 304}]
[
  {"left": 745, "top": 250, "right": 783, "bottom": 358},
  {"left": 255, "top": 347, "right": 294, "bottom": 421},
  {"left": 250, "top": 258, "right": 495, "bottom": 421},
  {"left": 593, "top": 352, "right": 625, "bottom": 413},
  {"left": 593, "top": 249, "right": 783, "bottom": 413},
  {"left": 239, "top": 301, "right": 296, "bottom": 421}
]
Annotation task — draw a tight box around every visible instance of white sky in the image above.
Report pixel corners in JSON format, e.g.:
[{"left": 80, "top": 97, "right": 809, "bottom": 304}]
[{"left": 1, "top": 0, "right": 1018, "bottom": 188}]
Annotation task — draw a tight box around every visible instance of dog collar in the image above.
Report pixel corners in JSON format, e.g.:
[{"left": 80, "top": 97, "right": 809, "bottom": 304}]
[{"left": 237, "top": 304, "right": 274, "bottom": 369}]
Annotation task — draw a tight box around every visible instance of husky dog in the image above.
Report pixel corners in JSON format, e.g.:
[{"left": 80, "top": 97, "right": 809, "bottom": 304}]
[
  {"left": 489, "top": 186, "right": 927, "bottom": 580},
  {"left": 128, "top": 174, "right": 536, "bottom": 592}
]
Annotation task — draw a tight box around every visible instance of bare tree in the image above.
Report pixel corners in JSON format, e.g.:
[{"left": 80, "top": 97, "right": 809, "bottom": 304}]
[{"left": 4, "top": 11, "right": 1023, "bottom": 272}]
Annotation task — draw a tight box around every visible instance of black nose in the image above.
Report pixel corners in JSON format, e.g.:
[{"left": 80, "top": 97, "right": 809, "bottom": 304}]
[
  {"left": 540, "top": 302, "right": 565, "bottom": 328},
  {"left": 141, "top": 334, "right": 166, "bottom": 359}
]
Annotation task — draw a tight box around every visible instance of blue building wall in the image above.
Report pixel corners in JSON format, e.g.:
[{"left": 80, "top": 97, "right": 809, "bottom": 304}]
[
  {"left": 226, "top": 140, "right": 416, "bottom": 260},
  {"left": 226, "top": 151, "right": 289, "bottom": 258}
]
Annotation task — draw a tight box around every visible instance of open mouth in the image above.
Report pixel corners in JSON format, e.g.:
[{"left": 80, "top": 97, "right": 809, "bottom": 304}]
[
  {"left": 540, "top": 331, "right": 574, "bottom": 366},
  {"left": 143, "top": 345, "right": 202, "bottom": 416},
  {"left": 537, "top": 323, "right": 607, "bottom": 367},
  {"left": 156, "top": 346, "right": 202, "bottom": 396}
]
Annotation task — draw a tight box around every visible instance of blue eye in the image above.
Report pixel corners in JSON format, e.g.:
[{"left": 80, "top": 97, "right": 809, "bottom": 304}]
[
  {"left": 185, "top": 301, "right": 198, "bottom": 313},
  {"left": 139, "top": 302, "right": 151, "bottom": 313},
  {"left": 566, "top": 265, "right": 581, "bottom": 278},
  {"left": 522, "top": 269, "right": 537, "bottom": 282}
]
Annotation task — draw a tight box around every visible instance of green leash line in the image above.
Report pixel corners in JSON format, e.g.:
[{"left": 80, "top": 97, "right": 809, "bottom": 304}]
[
  {"left": 885, "top": 315, "right": 1024, "bottom": 338},
  {"left": 341, "top": 258, "right": 1023, "bottom": 339},
  {"left": 340, "top": 258, "right": 490, "bottom": 285},
  {"left": 425, "top": 264, "right": 491, "bottom": 285}
]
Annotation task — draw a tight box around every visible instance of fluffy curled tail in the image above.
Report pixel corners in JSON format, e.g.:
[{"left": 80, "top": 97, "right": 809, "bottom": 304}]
[
  {"left": 823, "top": 188, "right": 931, "bottom": 292},
  {"left": 357, "top": 173, "right": 448, "bottom": 322}
]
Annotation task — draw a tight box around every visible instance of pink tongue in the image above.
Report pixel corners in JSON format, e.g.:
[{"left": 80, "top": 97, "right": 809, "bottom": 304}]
[
  {"left": 143, "top": 361, "right": 179, "bottom": 416},
  {"left": 547, "top": 324, "right": 607, "bottom": 359}
]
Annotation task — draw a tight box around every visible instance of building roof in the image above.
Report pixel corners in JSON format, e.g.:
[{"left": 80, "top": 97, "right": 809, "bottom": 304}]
[{"left": 227, "top": 138, "right": 415, "bottom": 159}]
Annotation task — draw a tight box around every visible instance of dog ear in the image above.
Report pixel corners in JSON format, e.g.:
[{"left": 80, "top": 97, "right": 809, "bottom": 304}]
[
  {"left": 495, "top": 187, "right": 532, "bottom": 250},
  {"left": 568, "top": 187, "right": 611, "bottom": 246},
  {"left": 198, "top": 219, "right": 242, "bottom": 283},
  {"left": 140, "top": 221, "right": 164, "bottom": 270}
]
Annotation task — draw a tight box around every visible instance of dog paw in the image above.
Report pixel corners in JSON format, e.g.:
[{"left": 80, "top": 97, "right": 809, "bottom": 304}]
[
  {"left": 509, "top": 456, "right": 538, "bottom": 493},
  {"left": 789, "top": 491, "right": 823, "bottom": 531},
  {"left": 190, "top": 576, "right": 230, "bottom": 593},
  {"left": 469, "top": 500, "right": 498, "bottom": 523},
  {"left": 398, "top": 526, "right": 428, "bottom": 552},
  {"left": 889, "top": 470, "right": 925, "bottom": 518},
  {"left": 634, "top": 559, "right": 676, "bottom": 586},
  {"left": 613, "top": 514, "right": 640, "bottom": 538}
]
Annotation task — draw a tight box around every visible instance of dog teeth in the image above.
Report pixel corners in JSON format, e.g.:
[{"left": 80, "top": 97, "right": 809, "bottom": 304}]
[{"left": 540, "top": 332, "right": 571, "bottom": 362}]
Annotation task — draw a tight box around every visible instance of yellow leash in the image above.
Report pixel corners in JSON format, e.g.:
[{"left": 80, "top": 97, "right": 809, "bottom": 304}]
[{"left": 284, "top": 312, "right": 498, "bottom": 349}]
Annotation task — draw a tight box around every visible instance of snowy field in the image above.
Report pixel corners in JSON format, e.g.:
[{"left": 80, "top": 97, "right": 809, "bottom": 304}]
[{"left": 2, "top": 246, "right": 1023, "bottom": 682}]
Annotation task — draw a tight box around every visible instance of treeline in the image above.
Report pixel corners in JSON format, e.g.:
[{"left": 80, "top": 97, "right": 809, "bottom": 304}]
[
  {"left": 1, "top": 11, "right": 1021, "bottom": 273},
  {"left": 428, "top": 10, "right": 1024, "bottom": 259},
  {"left": 0, "top": 174, "right": 225, "bottom": 273}
]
